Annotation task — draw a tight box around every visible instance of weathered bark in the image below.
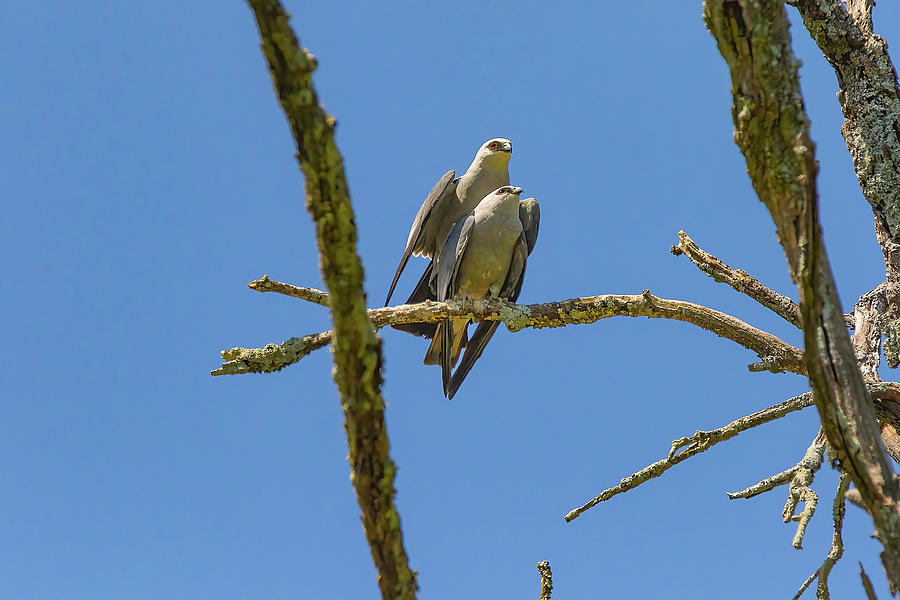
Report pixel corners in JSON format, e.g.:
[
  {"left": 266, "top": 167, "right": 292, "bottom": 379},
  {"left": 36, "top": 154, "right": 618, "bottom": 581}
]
[
  {"left": 246, "top": 2, "right": 417, "bottom": 599},
  {"left": 793, "top": 0, "right": 900, "bottom": 276},
  {"left": 705, "top": 0, "right": 900, "bottom": 587},
  {"left": 214, "top": 286, "right": 807, "bottom": 376}
]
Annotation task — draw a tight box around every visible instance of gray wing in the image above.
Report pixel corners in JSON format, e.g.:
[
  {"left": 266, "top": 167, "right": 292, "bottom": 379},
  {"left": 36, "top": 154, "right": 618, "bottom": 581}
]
[
  {"left": 389, "top": 262, "right": 438, "bottom": 338},
  {"left": 518, "top": 197, "right": 540, "bottom": 256},
  {"left": 385, "top": 170, "right": 456, "bottom": 306},
  {"left": 446, "top": 236, "right": 528, "bottom": 400},
  {"left": 433, "top": 214, "right": 474, "bottom": 395},
  {"left": 435, "top": 213, "right": 475, "bottom": 302}
]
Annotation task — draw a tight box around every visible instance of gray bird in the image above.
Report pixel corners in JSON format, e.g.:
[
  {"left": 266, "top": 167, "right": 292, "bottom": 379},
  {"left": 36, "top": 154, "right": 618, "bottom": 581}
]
[
  {"left": 422, "top": 186, "right": 539, "bottom": 399},
  {"left": 395, "top": 196, "right": 540, "bottom": 340},
  {"left": 384, "top": 138, "right": 512, "bottom": 307}
]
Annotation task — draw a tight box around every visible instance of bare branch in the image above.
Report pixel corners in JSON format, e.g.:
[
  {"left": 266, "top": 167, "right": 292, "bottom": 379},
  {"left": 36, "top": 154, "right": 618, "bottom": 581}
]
[
  {"left": 705, "top": 0, "right": 900, "bottom": 585},
  {"left": 861, "top": 561, "right": 879, "bottom": 600},
  {"left": 565, "top": 391, "right": 815, "bottom": 522},
  {"left": 536, "top": 561, "right": 553, "bottom": 600},
  {"left": 213, "top": 284, "right": 807, "bottom": 376},
  {"left": 246, "top": 2, "right": 416, "bottom": 598},
  {"left": 727, "top": 431, "right": 825, "bottom": 504},
  {"left": 783, "top": 432, "right": 828, "bottom": 550},
  {"left": 672, "top": 230, "right": 802, "bottom": 327},
  {"left": 818, "top": 471, "right": 852, "bottom": 599},
  {"left": 792, "top": 471, "right": 852, "bottom": 600},
  {"left": 792, "top": 0, "right": 900, "bottom": 278},
  {"left": 249, "top": 274, "right": 329, "bottom": 306},
  {"left": 567, "top": 384, "right": 900, "bottom": 523},
  {"left": 727, "top": 464, "right": 798, "bottom": 500}
]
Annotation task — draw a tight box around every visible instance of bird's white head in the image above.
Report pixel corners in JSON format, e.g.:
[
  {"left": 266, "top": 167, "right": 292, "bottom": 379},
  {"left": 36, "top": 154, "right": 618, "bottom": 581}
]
[
  {"left": 474, "top": 137, "right": 513, "bottom": 168},
  {"left": 492, "top": 185, "right": 523, "bottom": 197}
]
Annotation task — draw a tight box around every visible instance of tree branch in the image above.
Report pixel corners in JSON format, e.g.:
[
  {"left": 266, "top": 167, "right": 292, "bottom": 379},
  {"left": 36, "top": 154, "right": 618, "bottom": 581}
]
[
  {"left": 792, "top": 0, "right": 900, "bottom": 279},
  {"left": 536, "top": 561, "right": 553, "bottom": 600},
  {"left": 705, "top": 0, "right": 900, "bottom": 586},
  {"left": 245, "top": 3, "right": 417, "bottom": 598},
  {"left": 213, "top": 285, "right": 807, "bottom": 376},
  {"left": 249, "top": 274, "right": 330, "bottom": 306},
  {"left": 567, "top": 383, "right": 900, "bottom": 523},
  {"left": 792, "top": 471, "right": 852, "bottom": 600},
  {"left": 672, "top": 230, "right": 802, "bottom": 327},
  {"left": 564, "top": 391, "right": 816, "bottom": 522}
]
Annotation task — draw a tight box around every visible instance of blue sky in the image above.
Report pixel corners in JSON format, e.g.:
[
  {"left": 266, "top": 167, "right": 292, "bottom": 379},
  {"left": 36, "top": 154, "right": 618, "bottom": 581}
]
[{"left": 4, "top": 1, "right": 900, "bottom": 598}]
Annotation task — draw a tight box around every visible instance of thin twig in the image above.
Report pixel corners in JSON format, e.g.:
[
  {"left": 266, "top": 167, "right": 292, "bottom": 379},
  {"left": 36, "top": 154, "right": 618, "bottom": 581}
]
[
  {"left": 727, "top": 432, "right": 826, "bottom": 525},
  {"left": 860, "top": 562, "right": 879, "bottom": 600},
  {"left": 537, "top": 561, "right": 553, "bottom": 600},
  {"left": 783, "top": 431, "right": 827, "bottom": 550},
  {"left": 567, "top": 384, "right": 900, "bottom": 523},
  {"left": 818, "top": 471, "right": 852, "bottom": 599},
  {"left": 249, "top": 274, "right": 329, "bottom": 306},
  {"left": 214, "top": 284, "right": 806, "bottom": 376},
  {"left": 672, "top": 230, "right": 802, "bottom": 327},
  {"left": 792, "top": 471, "right": 852, "bottom": 599},
  {"left": 564, "top": 391, "right": 816, "bottom": 522}
]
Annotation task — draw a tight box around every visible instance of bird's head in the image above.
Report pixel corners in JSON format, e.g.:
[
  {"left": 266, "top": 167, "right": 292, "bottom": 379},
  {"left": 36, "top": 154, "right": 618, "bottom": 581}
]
[
  {"left": 475, "top": 137, "right": 513, "bottom": 167},
  {"left": 492, "top": 185, "right": 523, "bottom": 199}
]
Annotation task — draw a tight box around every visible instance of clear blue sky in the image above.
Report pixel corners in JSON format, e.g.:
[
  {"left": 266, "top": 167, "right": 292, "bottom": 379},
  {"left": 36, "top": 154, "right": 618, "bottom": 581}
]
[{"left": 4, "top": 2, "right": 900, "bottom": 598}]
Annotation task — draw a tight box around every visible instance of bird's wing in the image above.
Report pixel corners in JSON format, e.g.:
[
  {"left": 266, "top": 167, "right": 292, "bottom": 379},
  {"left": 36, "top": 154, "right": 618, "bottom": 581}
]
[
  {"left": 430, "top": 213, "right": 475, "bottom": 395},
  {"left": 518, "top": 197, "right": 541, "bottom": 256},
  {"left": 384, "top": 170, "right": 456, "bottom": 306},
  {"left": 446, "top": 235, "right": 528, "bottom": 399},
  {"left": 435, "top": 213, "right": 475, "bottom": 302},
  {"left": 390, "top": 262, "right": 438, "bottom": 338}
]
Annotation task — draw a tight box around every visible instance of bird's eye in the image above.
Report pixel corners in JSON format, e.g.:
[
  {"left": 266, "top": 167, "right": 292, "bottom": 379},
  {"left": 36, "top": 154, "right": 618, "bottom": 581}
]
[
  {"left": 488, "top": 142, "right": 498, "bottom": 150},
  {"left": 496, "top": 188, "right": 505, "bottom": 194}
]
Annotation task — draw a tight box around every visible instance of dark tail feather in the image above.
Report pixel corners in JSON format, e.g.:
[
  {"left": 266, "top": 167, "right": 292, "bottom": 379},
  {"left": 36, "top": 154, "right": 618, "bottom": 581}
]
[
  {"left": 391, "top": 262, "right": 439, "bottom": 338},
  {"left": 446, "top": 321, "right": 500, "bottom": 400},
  {"left": 423, "top": 322, "right": 444, "bottom": 365},
  {"left": 385, "top": 249, "right": 413, "bottom": 306},
  {"left": 441, "top": 321, "right": 452, "bottom": 396}
]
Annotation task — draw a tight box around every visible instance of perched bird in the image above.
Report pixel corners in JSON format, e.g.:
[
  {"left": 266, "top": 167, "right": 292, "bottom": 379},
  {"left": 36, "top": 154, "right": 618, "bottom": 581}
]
[
  {"left": 396, "top": 196, "right": 540, "bottom": 340},
  {"left": 384, "top": 138, "right": 512, "bottom": 307},
  {"left": 423, "top": 186, "right": 539, "bottom": 399}
]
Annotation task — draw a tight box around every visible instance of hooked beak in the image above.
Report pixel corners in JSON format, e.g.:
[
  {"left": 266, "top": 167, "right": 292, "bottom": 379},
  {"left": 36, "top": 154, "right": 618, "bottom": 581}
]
[
  {"left": 501, "top": 141, "right": 512, "bottom": 153},
  {"left": 511, "top": 186, "right": 523, "bottom": 195}
]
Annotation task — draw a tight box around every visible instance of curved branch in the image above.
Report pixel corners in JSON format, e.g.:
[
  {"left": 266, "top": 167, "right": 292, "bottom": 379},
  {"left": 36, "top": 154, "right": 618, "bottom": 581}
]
[
  {"left": 567, "top": 383, "right": 900, "bottom": 523},
  {"left": 212, "top": 287, "right": 806, "bottom": 376},
  {"left": 246, "top": 3, "right": 416, "bottom": 599},
  {"left": 564, "top": 390, "right": 816, "bottom": 522},
  {"left": 672, "top": 230, "right": 802, "bottom": 327}
]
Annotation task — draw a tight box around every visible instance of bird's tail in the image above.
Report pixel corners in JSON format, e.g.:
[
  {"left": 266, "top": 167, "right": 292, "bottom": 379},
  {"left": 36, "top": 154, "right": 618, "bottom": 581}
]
[{"left": 446, "top": 321, "right": 500, "bottom": 400}]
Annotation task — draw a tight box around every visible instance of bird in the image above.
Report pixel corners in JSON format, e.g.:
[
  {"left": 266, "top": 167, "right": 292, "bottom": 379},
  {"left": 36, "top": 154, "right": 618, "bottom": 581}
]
[
  {"left": 384, "top": 138, "right": 512, "bottom": 307},
  {"left": 422, "top": 186, "right": 539, "bottom": 399},
  {"left": 394, "top": 195, "right": 539, "bottom": 340}
]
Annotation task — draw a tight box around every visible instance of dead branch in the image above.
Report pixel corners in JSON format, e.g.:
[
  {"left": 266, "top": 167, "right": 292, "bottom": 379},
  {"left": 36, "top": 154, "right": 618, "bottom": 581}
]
[
  {"left": 564, "top": 391, "right": 816, "bottom": 522},
  {"left": 245, "top": 2, "right": 416, "bottom": 598},
  {"left": 792, "top": 471, "right": 852, "bottom": 600},
  {"left": 792, "top": 0, "right": 900, "bottom": 279},
  {"left": 567, "top": 384, "right": 900, "bottom": 523},
  {"left": 213, "top": 281, "right": 806, "bottom": 376},
  {"left": 672, "top": 230, "right": 802, "bottom": 327},
  {"left": 782, "top": 432, "right": 828, "bottom": 550},
  {"left": 705, "top": 0, "right": 900, "bottom": 586},
  {"left": 537, "top": 561, "right": 553, "bottom": 600},
  {"left": 250, "top": 274, "right": 330, "bottom": 306},
  {"left": 861, "top": 562, "right": 879, "bottom": 600}
]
